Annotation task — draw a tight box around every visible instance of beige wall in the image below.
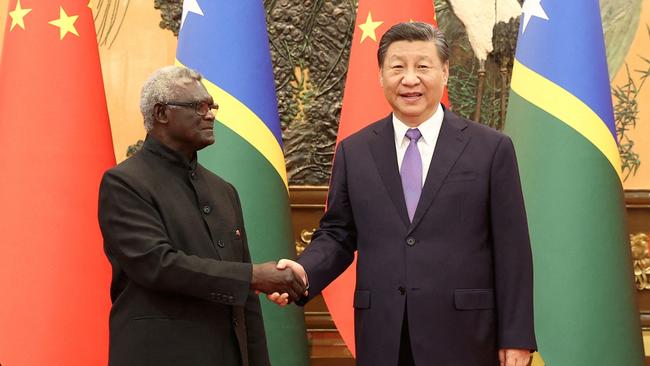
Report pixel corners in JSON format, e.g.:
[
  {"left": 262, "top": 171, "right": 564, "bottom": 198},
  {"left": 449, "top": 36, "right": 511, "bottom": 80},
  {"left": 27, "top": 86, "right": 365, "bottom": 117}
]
[
  {"left": 613, "top": 0, "right": 650, "bottom": 189},
  {"left": 95, "top": 0, "right": 177, "bottom": 163}
]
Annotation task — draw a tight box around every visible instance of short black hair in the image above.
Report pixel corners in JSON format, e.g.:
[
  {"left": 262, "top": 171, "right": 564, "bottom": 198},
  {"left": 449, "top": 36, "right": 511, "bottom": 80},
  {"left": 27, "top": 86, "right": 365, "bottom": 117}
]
[{"left": 377, "top": 22, "right": 449, "bottom": 67}]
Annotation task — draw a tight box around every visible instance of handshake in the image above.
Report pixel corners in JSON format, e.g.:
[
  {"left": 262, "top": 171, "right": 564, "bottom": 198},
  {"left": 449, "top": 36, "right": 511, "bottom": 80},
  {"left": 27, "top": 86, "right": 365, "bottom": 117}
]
[{"left": 250, "top": 259, "right": 307, "bottom": 306}]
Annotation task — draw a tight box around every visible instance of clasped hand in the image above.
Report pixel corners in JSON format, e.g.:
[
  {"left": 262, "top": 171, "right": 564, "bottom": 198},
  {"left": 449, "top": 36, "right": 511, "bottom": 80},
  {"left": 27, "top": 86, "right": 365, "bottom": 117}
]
[{"left": 251, "top": 261, "right": 307, "bottom": 304}]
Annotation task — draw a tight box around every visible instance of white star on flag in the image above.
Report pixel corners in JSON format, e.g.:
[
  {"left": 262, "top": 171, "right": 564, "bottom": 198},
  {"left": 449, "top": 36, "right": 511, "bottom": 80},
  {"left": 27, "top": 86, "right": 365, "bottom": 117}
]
[
  {"left": 521, "top": 0, "right": 549, "bottom": 33},
  {"left": 180, "top": 0, "right": 204, "bottom": 31}
]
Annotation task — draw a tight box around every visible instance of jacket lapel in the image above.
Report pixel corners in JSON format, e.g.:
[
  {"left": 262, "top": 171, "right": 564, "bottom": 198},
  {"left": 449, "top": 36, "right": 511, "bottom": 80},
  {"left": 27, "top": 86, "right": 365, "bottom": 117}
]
[
  {"left": 408, "top": 111, "right": 470, "bottom": 234},
  {"left": 368, "top": 115, "right": 410, "bottom": 228}
]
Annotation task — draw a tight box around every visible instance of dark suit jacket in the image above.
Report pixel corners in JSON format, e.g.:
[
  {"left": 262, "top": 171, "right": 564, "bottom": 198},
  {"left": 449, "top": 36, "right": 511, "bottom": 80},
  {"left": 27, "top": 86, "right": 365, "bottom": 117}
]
[
  {"left": 98, "top": 137, "right": 270, "bottom": 366},
  {"left": 298, "top": 111, "right": 536, "bottom": 365}
]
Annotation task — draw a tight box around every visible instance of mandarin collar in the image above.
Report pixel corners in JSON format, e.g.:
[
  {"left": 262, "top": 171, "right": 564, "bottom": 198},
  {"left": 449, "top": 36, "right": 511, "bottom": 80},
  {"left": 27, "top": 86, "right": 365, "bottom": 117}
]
[{"left": 143, "top": 135, "right": 198, "bottom": 172}]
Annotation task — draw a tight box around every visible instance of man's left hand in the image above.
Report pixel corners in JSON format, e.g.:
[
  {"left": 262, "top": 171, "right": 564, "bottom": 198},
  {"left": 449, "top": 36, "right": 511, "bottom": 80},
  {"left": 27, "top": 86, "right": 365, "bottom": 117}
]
[{"left": 499, "top": 348, "right": 531, "bottom": 366}]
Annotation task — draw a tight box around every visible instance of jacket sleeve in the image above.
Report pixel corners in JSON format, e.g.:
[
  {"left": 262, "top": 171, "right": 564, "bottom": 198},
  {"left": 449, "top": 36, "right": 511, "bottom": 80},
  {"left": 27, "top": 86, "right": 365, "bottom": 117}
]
[
  {"left": 297, "top": 142, "right": 357, "bottom": 301},
  {"left": 98, "top": 170, "right": 252, "bottom": 307},
  {"left": 489, "top": 135, "right": 537, "bottom": 350}
]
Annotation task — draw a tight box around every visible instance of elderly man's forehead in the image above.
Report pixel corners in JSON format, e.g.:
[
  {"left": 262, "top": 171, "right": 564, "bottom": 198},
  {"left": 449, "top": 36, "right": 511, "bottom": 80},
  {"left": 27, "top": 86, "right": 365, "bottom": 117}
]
[{"left": 170, "top": 79, "right": 210, "bottom": 97}]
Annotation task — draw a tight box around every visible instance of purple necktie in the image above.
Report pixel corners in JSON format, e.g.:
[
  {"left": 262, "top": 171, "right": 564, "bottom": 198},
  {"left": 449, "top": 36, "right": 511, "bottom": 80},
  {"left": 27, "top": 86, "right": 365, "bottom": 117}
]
[{"left": 401, "top": 128, "right": 422, "bottom": 222}]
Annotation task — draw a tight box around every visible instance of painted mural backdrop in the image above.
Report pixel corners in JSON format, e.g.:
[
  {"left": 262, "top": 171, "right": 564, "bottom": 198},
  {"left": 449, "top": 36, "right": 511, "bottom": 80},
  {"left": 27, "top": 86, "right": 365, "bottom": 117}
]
[{"left": 610, "top": 0, "right": 650, "bottom": 189}]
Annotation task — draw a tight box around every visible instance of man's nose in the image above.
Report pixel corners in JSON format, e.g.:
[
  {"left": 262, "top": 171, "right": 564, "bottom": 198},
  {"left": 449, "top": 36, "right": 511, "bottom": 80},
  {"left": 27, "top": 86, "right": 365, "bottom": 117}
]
[
  {"left": 205, "top": 109, "right": 216, "bottom": 121},
  {"left": 401, "top": 69, "right": 420, "bottom": 85}
]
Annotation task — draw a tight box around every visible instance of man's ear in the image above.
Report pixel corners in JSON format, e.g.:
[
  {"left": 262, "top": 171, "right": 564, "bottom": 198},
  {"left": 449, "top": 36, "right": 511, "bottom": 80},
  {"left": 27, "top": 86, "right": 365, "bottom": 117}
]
[
  {"left": 442, "top": 61, "right": 450, "bottom": 86},
  {"left": 153, "top": 103, "right": 169, "bottom": 125}
]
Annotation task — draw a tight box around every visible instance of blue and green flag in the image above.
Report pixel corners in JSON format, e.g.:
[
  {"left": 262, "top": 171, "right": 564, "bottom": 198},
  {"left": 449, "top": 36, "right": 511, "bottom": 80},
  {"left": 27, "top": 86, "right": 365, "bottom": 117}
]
[
  {"left": 176, "top": 1, "right": 308, "bottom": 364},
  {"left": 505, "top": 1, "right": 644, "bottom": 365}
]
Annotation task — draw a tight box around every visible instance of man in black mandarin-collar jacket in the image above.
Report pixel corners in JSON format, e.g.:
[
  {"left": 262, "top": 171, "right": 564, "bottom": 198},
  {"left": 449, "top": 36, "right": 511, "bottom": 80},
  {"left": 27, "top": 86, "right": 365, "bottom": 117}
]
[{"left": 98, "top": 66, "right": 305, "bottom": 366}]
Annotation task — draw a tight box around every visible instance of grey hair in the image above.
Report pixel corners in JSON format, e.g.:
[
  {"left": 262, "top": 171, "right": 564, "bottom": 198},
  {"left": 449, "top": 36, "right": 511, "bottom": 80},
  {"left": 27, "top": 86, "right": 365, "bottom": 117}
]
[
  {"left": 377, "top": 22, "right": 449, "bottom": 67},
  {"left": 140, "top": 65, "right": 203, "bottom": 132}
]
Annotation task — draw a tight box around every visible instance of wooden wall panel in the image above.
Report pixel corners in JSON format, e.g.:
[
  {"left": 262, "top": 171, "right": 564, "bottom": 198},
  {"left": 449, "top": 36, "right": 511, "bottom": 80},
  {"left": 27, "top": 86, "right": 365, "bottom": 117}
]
[{"left": 626, "top": 190, "right": 650, "bottom": 365}]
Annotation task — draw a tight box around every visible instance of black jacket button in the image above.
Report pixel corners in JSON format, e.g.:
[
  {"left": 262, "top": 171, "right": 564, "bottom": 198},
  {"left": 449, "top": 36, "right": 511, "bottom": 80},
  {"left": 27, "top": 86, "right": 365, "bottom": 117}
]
[
  {"left": 202, "top": 205, "right": 211, "bottom": 214},
  {"left": 406, "top": 237, "right": 416, "bottom": 246}
]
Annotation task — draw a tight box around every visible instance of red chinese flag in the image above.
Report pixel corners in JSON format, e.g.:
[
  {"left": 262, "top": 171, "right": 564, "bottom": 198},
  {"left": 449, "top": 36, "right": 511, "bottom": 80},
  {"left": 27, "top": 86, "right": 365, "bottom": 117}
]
[
  {"left": 322, "top": 0, "right": 447, "bottom": 356},
  {"left": 0, "top": 1, "right": 114, "bottom": 364}
]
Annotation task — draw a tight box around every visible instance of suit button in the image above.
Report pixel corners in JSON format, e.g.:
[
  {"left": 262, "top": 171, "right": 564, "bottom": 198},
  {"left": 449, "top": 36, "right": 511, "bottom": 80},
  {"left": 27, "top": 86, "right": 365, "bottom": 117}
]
[
  {"left": 216, "top": 240, "right": 225, "bottom": 248},
  {"left": 202, "top": 205, "right": 211, "bottom": 214},
  {"left": 190, "top": 171, "right": 196, "bottom": 179},
  {"left": 233, "top": 318, "right": 239, "bottom": 327},
  {"left": 398, "top": 286, "right": 406, "bottom": 295},
  {"left": 406, "top": 237, "right": 416, "bottom": 246}
]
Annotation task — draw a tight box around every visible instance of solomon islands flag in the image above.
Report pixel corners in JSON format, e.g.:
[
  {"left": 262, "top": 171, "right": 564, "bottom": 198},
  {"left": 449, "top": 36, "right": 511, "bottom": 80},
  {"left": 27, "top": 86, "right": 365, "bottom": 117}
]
[
  {"left": 504, "top": 1, "right": 644, "bottom": 365},
  {"left": 176, "top": 1, "right": 308, "bottom": 364}
]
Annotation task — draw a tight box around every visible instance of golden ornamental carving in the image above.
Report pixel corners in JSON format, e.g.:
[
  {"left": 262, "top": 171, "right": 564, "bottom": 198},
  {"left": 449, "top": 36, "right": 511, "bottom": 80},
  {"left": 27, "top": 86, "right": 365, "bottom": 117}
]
[
  {"left": 296, "top": 228, "right": 316, "bottom": 256},
  {"left": 631, "top": 233, "right": 650, "bottom": 290}
]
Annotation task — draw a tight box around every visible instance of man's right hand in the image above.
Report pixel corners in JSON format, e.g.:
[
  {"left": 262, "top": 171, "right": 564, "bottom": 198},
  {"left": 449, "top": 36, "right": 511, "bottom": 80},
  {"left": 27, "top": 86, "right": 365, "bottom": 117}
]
[
  {"left": 251, "top": 261, "right": 306, "bottom": 302},
  {"left": 267, "top": 259, "right": 308, "bottom": 306}
]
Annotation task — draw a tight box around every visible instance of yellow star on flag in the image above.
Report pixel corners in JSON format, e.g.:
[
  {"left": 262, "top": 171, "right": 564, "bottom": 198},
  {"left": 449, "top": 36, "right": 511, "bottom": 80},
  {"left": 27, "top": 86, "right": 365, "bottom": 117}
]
[
  {"left": 9, "top": 0, "right": 32, "bottom": 31},
  {"left": 48, "top": 6, "right": 80, "bottom": 40},
  {"left": 358, "top": 11, "right": 383, "bottom": 43}
]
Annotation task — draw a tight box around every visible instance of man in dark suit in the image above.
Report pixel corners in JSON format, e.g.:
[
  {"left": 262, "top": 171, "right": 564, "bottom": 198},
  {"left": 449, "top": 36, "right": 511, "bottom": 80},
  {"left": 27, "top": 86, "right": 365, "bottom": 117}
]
[
  {"left": 98, "top": 66, "right": 305, "bottom": 366},
  {"left": 273, "top": 22, "right": 536, "bottom": 365}
]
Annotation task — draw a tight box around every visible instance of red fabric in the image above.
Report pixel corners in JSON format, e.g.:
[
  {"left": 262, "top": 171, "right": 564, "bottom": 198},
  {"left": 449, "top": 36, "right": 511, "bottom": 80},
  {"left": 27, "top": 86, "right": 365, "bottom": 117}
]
[
  {"left": 322, "top": 0, "right": 447, "bottom": 356},
  {"left": 0, "top": 1, "right": 114, "bottom": 364}
]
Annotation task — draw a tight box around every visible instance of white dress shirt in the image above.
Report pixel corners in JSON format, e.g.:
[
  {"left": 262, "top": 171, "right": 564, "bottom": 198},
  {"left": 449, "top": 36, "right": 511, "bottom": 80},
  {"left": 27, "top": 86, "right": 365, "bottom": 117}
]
[{"left": 393, "top": 104, "right": 444, "bottom": 186}]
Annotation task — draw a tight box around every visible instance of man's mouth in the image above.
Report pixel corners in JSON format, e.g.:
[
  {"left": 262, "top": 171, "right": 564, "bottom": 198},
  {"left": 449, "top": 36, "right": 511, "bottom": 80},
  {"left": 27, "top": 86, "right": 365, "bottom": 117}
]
[{"left": 400, "top": 92, "right": 423, "bottom": 101}]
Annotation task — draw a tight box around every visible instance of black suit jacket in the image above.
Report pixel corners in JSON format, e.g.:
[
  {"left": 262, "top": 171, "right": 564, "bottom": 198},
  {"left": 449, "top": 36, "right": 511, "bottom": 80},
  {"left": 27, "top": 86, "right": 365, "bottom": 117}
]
[
  {"left": 298, "top": 111, "right": 536, "bottom": 365},
  {"left": 98, "top": 137, "right": 270, "bottom": 366}
]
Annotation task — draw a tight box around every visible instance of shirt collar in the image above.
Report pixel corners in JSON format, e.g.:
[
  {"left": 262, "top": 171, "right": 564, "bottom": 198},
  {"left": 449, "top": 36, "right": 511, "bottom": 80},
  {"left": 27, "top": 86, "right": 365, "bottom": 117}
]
[{"left": 392, "top": 103, "right": 444, "bottom": 147}]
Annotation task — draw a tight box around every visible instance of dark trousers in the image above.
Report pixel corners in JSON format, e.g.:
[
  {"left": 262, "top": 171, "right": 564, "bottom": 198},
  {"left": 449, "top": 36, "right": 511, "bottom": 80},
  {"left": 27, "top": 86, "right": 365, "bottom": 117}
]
[{"left": 398, "top": 307, "right": 415, "bottom": 366}]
